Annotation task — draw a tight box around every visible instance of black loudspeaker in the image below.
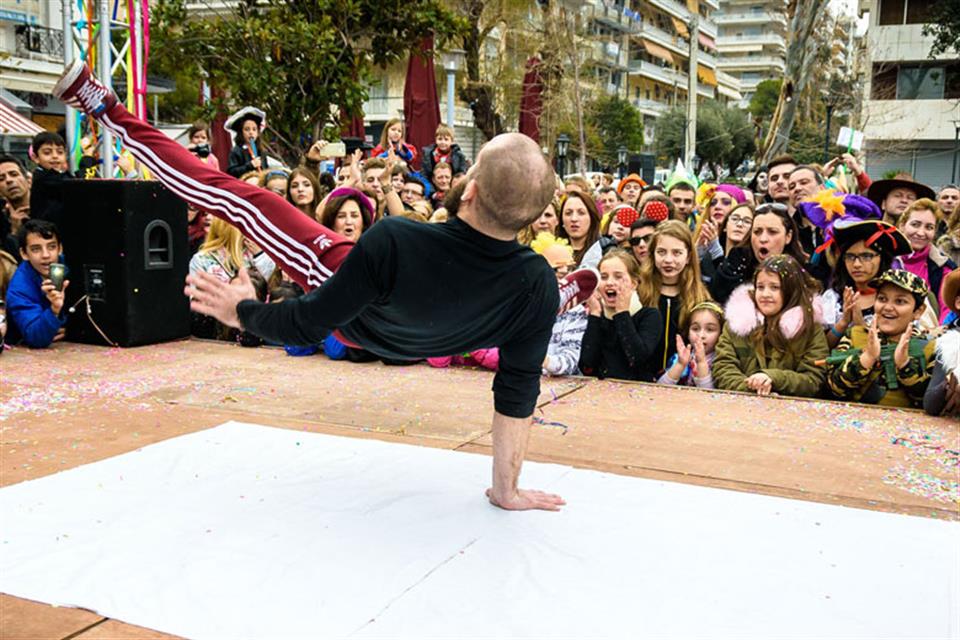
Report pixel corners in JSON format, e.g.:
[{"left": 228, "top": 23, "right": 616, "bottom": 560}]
[{"left": 56, "top": 180, "right": 190, "bottom": 347}]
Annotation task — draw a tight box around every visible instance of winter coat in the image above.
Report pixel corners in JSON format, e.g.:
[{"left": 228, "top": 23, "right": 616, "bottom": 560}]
[
  {"left": 826, "top": 325, "right": 935, "bottom": 408},
  {"left": 227, "top": 143, "right": 271, "bottom": 178},
  {"left": 421, "top": 143, "right": 469, "bottom": 180},
  {"left": 5, "top": 260, "right": 66, "bottom": 348},
  {"left": 924, "top": 322, "right": 960, "bottom": 415},
  {"left": 712, "top": 284, "right": 828, "bottom": 397},
  {"left": 578, "top": 295, "right": 662, "bottom": 381}
]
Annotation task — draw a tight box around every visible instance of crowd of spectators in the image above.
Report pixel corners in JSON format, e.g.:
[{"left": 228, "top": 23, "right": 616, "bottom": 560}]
[{"left": 1, "top": 113, "right": 958, "bottom": 417}]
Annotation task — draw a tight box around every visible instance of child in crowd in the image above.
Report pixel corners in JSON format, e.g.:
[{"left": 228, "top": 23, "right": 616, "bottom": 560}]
[
  {"left": 530, "top": 232, "right": 588, "bottom": 376},
  {"left": 580, "top": 204, "right": 638, "bottom": 266},
  {"left": 225, "top": 107, "right": 268, "bottom": 178},
  {"left": 821, "top": 219, "right": 910, "bottom": 347},
  {"left": 896, "top": 199, "right": 956, "bottom": 321},
  {"left": 371, "top": 118, "right": 418, "bottom": 168},
  {"left": 28, "top": 131, "right": 101, "bottom": 224},
  {"left": 713, "top": 254, "right": 828, "bottom": 397},
  {"left": 185, "top": 121, "right": 220, "bottom": 171},
  {"left": 827, "top": 270, "right": 935, "bottom": 408},
  {"left": 638, "top": 220, "right": 711, "bottom": 375},
  {"left": 657, "top": 301, "right": 724, "bottom": 388},
  {"left": 5, "top": 219, "right": 68, "bottom": 348},
  {"left": 578, "top": 249, "right": 662, "bottom": 381},
  {"left": 421, "top": 124, "right": 468, "bottom": 181},
  {"left": 259, "top": 169, "right": 289, "bottom": 198},
  {"left": 924, "top": 270, "right": 960, "bottom": 415}
]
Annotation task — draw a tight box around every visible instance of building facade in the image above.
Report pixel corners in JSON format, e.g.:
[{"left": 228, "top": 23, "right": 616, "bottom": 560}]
[
  {"left": 859, "top": 0, "right": 959, "bottom": 188},
  {"left": 714, "top": 0, "right": 787, "bottom": 107},
  {"left": 0, "top": 0, "right": 66, "bottom": 129}
]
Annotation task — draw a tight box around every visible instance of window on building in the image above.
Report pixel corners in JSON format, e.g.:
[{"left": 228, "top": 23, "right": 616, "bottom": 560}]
[
  {"left": 897, "top": 65, "right": 944, "bottom": 99},
  {"left": 878, "top": 0, "right": 934, "bottom": 25},
  {"left": 904, "top": 0, "right": 934, "bottom": 24},
  {"left": 871, "top": 64, "right": 898, "bottom": 99},
  {"left": 878, "top": 0, "right": 905, "bottom": 25}
]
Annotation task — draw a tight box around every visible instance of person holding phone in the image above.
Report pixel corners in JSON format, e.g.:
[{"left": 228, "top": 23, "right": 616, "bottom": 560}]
[
  {"left": 186, "top": 122, "right": 220, "bottom": 172},
  {"left": 5, "top": 219, "right": 69, "bottom": 348}
]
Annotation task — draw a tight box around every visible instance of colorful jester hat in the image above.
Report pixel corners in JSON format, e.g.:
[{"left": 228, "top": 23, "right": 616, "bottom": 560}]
[{"left": 796, "top": 189, "right": 882, "bottom": 255}]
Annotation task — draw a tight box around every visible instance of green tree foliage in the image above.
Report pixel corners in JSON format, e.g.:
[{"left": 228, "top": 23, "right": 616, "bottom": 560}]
[
  {"left": 655, "top": 101, "right": 755, "bottom": 173},
  {"left": 151, "top": 0, "right": 464, "bottom": 163},
  {"left": 584, "top": 95, "right": 644, "bottom": 168},
  {"left": 923, "top": 1, "right": 960, "bottom": 56},
  {"left": 748, "top": 79, "right": 782, "bottom": 120}
]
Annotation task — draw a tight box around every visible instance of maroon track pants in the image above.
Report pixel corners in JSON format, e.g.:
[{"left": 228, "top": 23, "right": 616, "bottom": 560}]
[{"left": 97, "top": 103, "right": 353, "bottom": 293}]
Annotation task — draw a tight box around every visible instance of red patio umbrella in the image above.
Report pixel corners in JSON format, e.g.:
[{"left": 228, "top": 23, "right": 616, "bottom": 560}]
[
  {"left": 403, "top": 36, "right": 441, "bottom": 170},
  {"left": 518, "top": 57, "right": 544, "bottom": 144}
]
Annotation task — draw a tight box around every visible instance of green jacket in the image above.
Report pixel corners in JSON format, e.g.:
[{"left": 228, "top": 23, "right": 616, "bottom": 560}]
[
  {"left": 713, "top": 284, "right": 828, "bottom": 397},
  {"left": 825, "top": 325, "right": 935, "bottom": 408},
  {"left": 713, "top": 324, "right": 828, "bottom": 397}
]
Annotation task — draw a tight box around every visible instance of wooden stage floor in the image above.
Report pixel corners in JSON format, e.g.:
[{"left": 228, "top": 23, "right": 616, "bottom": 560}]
[{"left": 1, "top": 339, "right": 957, "bottom": 639}]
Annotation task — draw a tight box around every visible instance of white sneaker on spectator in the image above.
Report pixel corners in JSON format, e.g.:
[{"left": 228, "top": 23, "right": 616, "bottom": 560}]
[
  {"left": 557, "top": 268, "right": 598, "bottom": 315},
  {"left": 53, "top": 59, "right": 117, "bottom": 117}
]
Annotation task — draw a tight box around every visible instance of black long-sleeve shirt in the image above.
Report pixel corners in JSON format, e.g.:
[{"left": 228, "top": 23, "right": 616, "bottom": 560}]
[
  {"left": 578, "top": 308, "right": 663, "bottom": 381},
  {"left": 237, "top": 217, "right": 559, "bottom": 418}
]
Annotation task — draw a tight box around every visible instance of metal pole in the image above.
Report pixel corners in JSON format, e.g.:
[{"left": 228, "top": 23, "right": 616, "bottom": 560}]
[
  {"left": 98, "top": 0, "right": 114, "bottom": 178},
  {"left": 61, "top": 0, "right": 75, "bottom": 173},
  {"left": 823, "top": 104, "right": 833, "bottom": 164},
  {"left": 685, "top": 15, "right": 698, "bottom": 169},
  {"left": 953, "top": 124, "right": 959, "bottom": 184},
  {"left": 446, "top": 69, "right": 455, "bottom": 129}
]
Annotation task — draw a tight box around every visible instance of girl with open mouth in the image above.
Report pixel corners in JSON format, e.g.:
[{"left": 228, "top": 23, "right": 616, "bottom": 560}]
[{"left": 578, "top": 249, "right": 662, "bottom": 382}]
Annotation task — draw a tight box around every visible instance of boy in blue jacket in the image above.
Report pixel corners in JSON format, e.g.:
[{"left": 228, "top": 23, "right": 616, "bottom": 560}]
[{"left": 6, "top": 219, "right": 69, "bottom": 347}]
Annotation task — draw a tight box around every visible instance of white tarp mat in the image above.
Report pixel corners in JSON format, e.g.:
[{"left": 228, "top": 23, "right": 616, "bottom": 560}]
[{"left": 0, "top": 421, "right": 957, "bottom": 640}]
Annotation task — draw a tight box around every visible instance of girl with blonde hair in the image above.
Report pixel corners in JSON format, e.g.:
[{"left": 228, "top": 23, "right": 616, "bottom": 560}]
[{"left": 637, "top": 220, "right": 711, "bottom": 375}]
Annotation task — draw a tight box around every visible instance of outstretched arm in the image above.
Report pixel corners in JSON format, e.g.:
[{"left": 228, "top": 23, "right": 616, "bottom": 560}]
[{"left": 487, "top": 411, "right": 565, "bottom": 511}]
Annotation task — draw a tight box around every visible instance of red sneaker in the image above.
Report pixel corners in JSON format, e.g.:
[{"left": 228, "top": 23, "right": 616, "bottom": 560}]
[
  {"left": 53, "top": 59, "right": 117, "bottom": 117},
  {"left": 557, "top": 267, "right": 598, "bottom": 315}
]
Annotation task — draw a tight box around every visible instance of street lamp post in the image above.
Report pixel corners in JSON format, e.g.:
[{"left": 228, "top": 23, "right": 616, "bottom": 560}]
[
  {"left": 952, "top": 119, "right": 960, "bottom": 184},
  {"left": 617, "top": 145, "right": 628, "bottom": 178},
  {"left": 556, "top": 134, "right": 570, "bottom": 177},
  {"left": 441, "top": 49, "right": 465, "bottom": 130}
]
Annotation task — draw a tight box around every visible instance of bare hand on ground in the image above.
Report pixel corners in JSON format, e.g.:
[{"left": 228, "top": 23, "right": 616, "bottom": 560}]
[{"left": 486, "top": 487, "right": 566, "bottom": 511}]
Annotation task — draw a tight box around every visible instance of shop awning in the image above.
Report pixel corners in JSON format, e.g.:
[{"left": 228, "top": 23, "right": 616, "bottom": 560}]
[
  {"left": 670, "top": 16, "right": 689, "bottom": 39},
  {"left": 641, "top": 39, "right": 675, "bottom": 65},
  {"left": 698, "top": 32, "right": 716, "bottom": 50},
  {"left": 0, "top": 99, "right": 43, "bottom": 137},
  {"left": 697, "top": 65, "right": 717, "bottom": 87},
  {"left": 686, "top": 0, "right": 699, "bottom": 13}
]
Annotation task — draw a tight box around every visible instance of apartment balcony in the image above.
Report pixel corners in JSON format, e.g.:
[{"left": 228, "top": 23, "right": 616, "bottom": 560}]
[
  {"left": 588, "top": 39, "right": 629, "bottom": 70},
  {"left": 363, "top": 95, "right": 473, "bottom": 127},
  {"left": 636, "top": 23, "right": 689, "bottom": 57},
  {"left": 713, "top": 11, "right": 787, "bottom": 27},
  {"left": 699, "top": 50, "right": 717, "bottom": 68},
  {"left": 645, "top": 0, "right": 691, "bottom": 24},
  {"left": 633, "top": 98, "right": 671, "bottom": 116},
  {"left": 628, "top": 59, "right": 688, "bottom": 87},
  {"left": 716, "top": 33, "right": 786, "bottom": 51},
  {"left": 699, "top": 19, "right": 717, "bottom": 40},
  {"left": 697, "top": 84, "right": 715, "bottom": 99},
  {"left": 701, "top": 0, "right": 720, "bottom": 10},
  {"left": 13, "top": 25, "right": 63, "bottom": 62},
  {"left": 586, "top": 3, "right": 640, "bottom": 34},
  {"left": 717, "top": 55, "right": 786, "bottom": 72}
]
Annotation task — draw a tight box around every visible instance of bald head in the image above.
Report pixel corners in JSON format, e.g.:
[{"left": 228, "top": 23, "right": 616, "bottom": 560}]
[{"left": 471, "top": 133, "right": 556, "bottom": 233}]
